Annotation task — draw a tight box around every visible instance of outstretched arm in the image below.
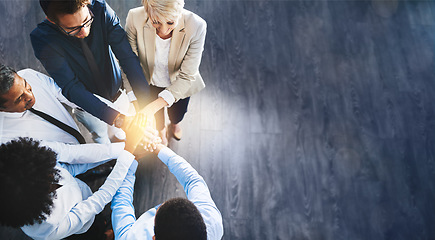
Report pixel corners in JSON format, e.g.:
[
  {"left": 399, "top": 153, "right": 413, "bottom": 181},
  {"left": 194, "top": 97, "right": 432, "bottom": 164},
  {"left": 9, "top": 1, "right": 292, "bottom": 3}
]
[
  {"left": 45, "top": 114, "right": 147, "bottom": 239},
  {"left": 30, "top": 31, "right": 120, "bottom": 125},
  {"left": 47, "top": 152, "right": 136, "bottom": 240},
  {"left": 157, "top": 146, "right": 224, "bottom": 240},
  {"left": 105, "top": 2, "right": 150, "bottom": 108},
  {"left": 111, "top": 160, "right": 138, "bottom": 240},
  {"left": 42, "top": 141, "right": 124, "bottom": 165}
]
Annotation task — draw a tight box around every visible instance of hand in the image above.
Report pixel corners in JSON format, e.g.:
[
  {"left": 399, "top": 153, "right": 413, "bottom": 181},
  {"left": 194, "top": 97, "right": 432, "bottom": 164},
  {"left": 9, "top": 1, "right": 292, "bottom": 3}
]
[
  {"left": 138, "top": 108, "right": 157, "bottom": 129},
  {"left": 142, "top": 126, "right": 161, "bottom": 151},
  {"left": 121, "top": 113, "right": 154, "bottom": 131},
  {"left": 124, "top": 113, "right": 147, "bottom": 154},
  {"left": 133, "top": 127, "right": 162, "bottom": 159}
]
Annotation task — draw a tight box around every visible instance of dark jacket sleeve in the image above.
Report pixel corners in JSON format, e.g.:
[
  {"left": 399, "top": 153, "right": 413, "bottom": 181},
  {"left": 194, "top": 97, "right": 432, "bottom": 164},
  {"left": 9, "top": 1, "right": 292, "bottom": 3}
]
[
  {"left": 30, "top": 30, "right": 120, "bottom": 124},
  {"left": 104, "top": 2, "right": 151, "bottom": 108}
]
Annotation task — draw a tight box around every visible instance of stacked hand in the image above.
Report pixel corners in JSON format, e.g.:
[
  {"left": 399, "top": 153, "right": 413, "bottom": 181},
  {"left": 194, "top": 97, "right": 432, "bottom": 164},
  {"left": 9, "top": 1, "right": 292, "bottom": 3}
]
[
  {"left": 140, "top": 126, "right": 161, "bottom": 151},
  {"left": 124, "top": 113, "right": 148, "bottom": 154},
  {"left": 121, "top": 97, "right": 169, "bottom": 157}
]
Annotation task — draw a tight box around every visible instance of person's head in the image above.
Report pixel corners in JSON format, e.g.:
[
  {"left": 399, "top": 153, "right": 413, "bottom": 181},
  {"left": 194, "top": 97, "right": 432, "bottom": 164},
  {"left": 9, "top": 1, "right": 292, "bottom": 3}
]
[
  {"left": 0, "top": 137, "right": 60, "bottom": 228},
  {"left": 153, "top": 197, "right": 207, "bottom": 240},
  {"left": 142, "top": 0, "right": 184, "bottom": 37},
  {"left": 0, "top": 64, "right": 35, "bottom": 112},
  {"left": 39, "top": 0, "right": 93, "bottom": 38}
]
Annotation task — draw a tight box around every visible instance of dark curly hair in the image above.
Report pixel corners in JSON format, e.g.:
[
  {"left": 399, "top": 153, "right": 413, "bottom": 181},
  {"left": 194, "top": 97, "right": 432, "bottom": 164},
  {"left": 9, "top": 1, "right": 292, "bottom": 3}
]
[
  {"left": 0, "top": 137, "right": 60, "bottom": 228},
  {"left": 154, "top": 197, "right": 207, "bottom": 240}
]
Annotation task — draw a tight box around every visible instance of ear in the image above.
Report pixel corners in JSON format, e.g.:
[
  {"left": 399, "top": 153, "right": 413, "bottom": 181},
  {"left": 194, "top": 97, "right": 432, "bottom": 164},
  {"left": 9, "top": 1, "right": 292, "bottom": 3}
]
[{"left": 152, "top": 236, "right": 155, "bottom": 240}]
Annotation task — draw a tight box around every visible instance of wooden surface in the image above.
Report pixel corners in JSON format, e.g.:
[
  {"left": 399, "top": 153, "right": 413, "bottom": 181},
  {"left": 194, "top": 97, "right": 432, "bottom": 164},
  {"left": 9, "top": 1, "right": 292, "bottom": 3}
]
[{"left": 1, "top": 0, "right": 434, "bottom": 239}]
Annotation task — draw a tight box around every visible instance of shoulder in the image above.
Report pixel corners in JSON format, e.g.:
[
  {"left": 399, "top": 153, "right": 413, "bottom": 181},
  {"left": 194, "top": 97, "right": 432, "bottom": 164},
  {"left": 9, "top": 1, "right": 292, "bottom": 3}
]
[
  {"left": 90, "top": 0, "right": 112, "bottom": 18},
  {"left": 17, "top": 69, "right": 54, "bottom": 88},
  {"left": 91, "top": 0, "right": 106, "bottom": 9},
  {"left": 17, "top": 69, "right": 43, "bottom": 81},
  {"left": 30, "top": 21, "right": 57, "bottom": 41},
  {"left": 181, "top": 9, "right": 206, "bottom": 37},
  {"left": 127, "top": 6, "right": 147, "bottom": 21},
  {"left": 129, "top": 6, "right": 146, "bottom": 16},
  {"left": 182, "top": 9, "right": 206, "bottom": 29}
]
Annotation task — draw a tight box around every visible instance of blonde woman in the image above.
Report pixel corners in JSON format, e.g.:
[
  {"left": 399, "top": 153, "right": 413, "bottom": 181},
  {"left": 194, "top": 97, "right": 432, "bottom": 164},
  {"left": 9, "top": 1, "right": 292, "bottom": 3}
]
[{"left": 126, "top": 0, "right": 206, "bottom": 145}]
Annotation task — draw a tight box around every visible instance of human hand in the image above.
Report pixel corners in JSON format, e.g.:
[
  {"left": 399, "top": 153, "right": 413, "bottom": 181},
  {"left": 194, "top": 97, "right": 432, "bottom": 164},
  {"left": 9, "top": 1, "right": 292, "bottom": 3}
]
[
  {"left": 133, "top": 127, "right": 162, "bottom": 159},
  {"left": 141, "top": 126, "right": 161, "bottom": 151},
  {"left": 124, "top": 113, "right": 147, "bottom": 154}
]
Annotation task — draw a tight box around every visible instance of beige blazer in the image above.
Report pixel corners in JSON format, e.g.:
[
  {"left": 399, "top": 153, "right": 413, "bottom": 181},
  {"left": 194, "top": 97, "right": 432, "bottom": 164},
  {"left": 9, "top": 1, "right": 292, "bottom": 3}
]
[{"left": 125, "top": 7, "right": 206, "bottom": 101}]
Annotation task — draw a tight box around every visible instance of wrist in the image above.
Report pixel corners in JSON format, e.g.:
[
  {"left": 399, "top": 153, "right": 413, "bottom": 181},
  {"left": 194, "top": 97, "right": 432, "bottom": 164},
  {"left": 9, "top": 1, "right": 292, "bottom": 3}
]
[{"left": 154, "top": 144, "right": 165, "bottom": 155}]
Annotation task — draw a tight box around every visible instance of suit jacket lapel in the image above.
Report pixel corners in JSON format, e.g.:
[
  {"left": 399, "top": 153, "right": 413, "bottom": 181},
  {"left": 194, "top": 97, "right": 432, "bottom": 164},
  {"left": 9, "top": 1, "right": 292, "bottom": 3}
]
[
  {"left": 144, "top": 18, "right": 156, "bottom": 78},
  {"left": 169, "top": 14, "right": 186, "bottom": 73}
]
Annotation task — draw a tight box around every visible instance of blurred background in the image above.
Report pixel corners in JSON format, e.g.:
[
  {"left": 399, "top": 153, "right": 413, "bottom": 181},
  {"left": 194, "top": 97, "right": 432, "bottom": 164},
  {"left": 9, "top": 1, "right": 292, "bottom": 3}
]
[{"left": 0, "top": 0, "right": 434, "bottom": 239}]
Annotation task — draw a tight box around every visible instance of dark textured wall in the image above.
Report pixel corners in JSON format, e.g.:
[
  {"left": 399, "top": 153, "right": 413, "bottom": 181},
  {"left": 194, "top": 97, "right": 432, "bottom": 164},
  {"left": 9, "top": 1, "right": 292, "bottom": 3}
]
[{"left": 1, "top": 0, "right": 434, "bottom": 239}]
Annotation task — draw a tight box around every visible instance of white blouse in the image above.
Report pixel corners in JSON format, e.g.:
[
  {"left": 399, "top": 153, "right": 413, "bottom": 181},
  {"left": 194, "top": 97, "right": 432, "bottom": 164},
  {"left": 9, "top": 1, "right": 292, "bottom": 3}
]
[{"left": 151, "top": 36, "right": 176, "bottom": 107}]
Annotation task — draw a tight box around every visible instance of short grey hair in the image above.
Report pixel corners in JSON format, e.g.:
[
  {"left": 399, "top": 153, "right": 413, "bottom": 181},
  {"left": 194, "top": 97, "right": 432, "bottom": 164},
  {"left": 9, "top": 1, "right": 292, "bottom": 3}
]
[
  {"left": 142, "top": 0, "right": 184, "bottom": 21},
  {"left": 0, "top": 64, "right": 17, "bottom": 107}
]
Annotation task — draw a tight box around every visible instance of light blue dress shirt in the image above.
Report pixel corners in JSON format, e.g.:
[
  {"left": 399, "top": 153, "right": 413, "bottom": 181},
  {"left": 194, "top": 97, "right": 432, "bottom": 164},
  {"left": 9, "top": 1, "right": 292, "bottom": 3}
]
[
  {"left": 21, "top": 150, "right": 136, "bottom": 240},
  {"left": 111, "top": 147, "right": 224, "bottom": 240}
]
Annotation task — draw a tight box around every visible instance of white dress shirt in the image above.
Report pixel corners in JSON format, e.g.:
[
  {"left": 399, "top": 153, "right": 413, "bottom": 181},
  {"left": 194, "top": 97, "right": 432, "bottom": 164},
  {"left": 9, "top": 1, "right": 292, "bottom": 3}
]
[
  {"left": 21, "top": 150, "right": 136, "bottom": 240},
  {"left": 0, "top": 69, "right": 80, "bottom": 144},
  {"left": 0, "top": 69, "right": 126, "bottom": 163}
]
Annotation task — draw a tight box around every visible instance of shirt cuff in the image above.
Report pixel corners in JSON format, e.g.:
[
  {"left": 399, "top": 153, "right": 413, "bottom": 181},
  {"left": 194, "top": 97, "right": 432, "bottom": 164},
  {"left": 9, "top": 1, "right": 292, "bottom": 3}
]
[
  {"left": 111, "top": 142, "right": 126, "bottom": 157},
  {"left": 118, "top": 150, "right": 136, "bottom": 169},
  {"left": 157, "top": 146, "right": 177, "bottom": 166},
  {"left": 158, "top": 90, "right": 175, "bottom": 107},
  {"left": 127, "top": 91, "right": 137, "bottom": 102},
  {"left": 128, "top": 159, "right": 139, "bottom": 173}
]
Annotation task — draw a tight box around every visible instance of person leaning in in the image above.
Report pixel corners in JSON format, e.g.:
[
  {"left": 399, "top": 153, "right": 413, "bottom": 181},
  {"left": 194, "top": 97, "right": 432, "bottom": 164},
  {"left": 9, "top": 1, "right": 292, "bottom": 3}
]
[
  {"left": 126, "top": 0, "right": 207, "bottom": 145},
  {"left": 31, "top": 0, "right": 169, "bottom": 143}
]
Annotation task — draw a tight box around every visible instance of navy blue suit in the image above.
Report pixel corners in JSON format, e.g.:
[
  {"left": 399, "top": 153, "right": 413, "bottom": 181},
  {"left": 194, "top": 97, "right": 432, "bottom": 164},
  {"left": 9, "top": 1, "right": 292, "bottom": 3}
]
[{"left": 30, "top": 0, "right": 150, "bottom": 124}]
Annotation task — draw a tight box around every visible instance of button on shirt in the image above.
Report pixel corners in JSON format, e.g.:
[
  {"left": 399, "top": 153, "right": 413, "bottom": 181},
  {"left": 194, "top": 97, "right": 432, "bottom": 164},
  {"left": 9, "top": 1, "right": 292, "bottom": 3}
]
[
  {"left": 0, "top": 68, "right": 125, "bottom": 164},
  {"left": 21, "top": 151, "right": 137, "bottom": 240},
  {"left": 111, "top": 147, "right": 224, "bottom": 240}
]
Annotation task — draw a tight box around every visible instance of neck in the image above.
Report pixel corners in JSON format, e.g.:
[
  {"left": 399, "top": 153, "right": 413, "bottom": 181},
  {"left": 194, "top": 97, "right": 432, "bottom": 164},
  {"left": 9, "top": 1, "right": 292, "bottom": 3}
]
[{"left": 157, "top": 31, "right": 172, "bottom": 39}]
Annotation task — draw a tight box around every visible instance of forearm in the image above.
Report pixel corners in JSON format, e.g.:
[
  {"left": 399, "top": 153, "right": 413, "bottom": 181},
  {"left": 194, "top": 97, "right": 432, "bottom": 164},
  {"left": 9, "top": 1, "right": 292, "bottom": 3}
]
[
  {"left": 157, "top": 147, "right": 204, "bottom": 190},
  {"left": 68, "top": 87, "right": 119, "bottom": 125},
  {"left": 31, "top": 35, "right": 119, "bottom": 124},
  {"left": 111, "top": 165, "right": 138, "bottom": 240},
  {"left": 61, "top": 152, "right": 135, "bottom": 233},
  {"left": 106, "top": 5, "right": 151, "bottom": 108},
  {"left": 157, "top": 147, "right": 224, "bottom": 239},
  {"left": 42, "top": 141, "right": 125, "bottom": 164},
  {"left": 140, "top": 97, "right": 168, "bottom": 115}
]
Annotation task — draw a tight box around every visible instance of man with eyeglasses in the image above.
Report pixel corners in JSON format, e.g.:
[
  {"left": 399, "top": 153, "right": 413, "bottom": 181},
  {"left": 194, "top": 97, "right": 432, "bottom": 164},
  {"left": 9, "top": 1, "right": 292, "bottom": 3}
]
[{"left": 30, "top": 0, "right": 169, "bottom": 144}]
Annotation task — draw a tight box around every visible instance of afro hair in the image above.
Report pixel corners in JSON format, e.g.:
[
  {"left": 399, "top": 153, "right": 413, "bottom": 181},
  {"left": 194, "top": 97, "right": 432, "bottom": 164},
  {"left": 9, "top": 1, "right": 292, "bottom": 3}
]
[{"left": 0, "top": 137, "right": 60, "bottom": 228}]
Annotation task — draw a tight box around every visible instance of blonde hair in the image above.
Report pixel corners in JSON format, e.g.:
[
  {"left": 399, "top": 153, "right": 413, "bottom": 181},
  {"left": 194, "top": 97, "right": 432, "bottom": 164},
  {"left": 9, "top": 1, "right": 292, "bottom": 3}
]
[{"left": 142, "top": 0, "right": 184, "bottom": 21}]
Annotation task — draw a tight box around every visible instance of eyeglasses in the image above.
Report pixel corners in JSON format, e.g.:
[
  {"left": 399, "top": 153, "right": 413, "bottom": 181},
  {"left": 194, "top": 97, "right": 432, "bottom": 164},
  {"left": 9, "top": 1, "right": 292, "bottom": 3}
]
[{"left": 56, "top": 6, "right": 94, "bottom": 37}]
